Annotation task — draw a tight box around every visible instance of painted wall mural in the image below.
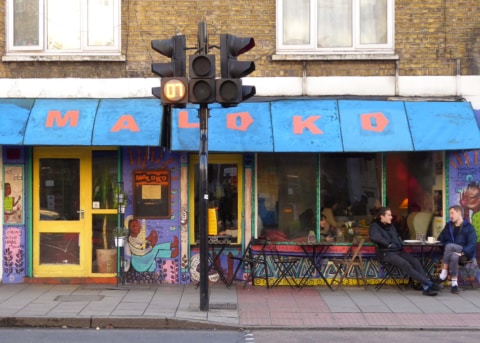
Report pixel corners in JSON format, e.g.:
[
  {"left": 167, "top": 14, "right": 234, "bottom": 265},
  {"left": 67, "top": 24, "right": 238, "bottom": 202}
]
[
  {"left": 121, "top": 147, "right": 184, "bottom": 284},
  {"left": 449, "top": 149, "right": 480, "bottom": 242},
  {"left": 2, "top": 227, "right": 25, "bottom": 283}
]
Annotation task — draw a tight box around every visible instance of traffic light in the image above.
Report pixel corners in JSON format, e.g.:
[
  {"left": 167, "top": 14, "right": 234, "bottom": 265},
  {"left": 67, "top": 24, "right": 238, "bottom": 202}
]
[
  {"left": 151, "top": 35, "right": 188, "bottom": 107},
  {"left": 188, "top": 54, "right": 216, "bottom": 104},
  {"left": 216, "top": 34, "right": 256, "bottom": 106}
]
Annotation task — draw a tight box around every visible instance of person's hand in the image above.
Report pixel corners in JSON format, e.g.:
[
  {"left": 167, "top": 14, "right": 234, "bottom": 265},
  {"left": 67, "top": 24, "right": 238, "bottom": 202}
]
[{"left": 455, "top": 252, "right": 463, "bottom": 256}]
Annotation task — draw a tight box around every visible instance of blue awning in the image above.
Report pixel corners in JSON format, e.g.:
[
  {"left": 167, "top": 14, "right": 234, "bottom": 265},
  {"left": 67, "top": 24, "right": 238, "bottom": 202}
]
[
  {"left": 0, "top": 98, "right": 163, "bottom": 146},
  {"left": 171, "top": 99, "right": 480, "bottom": 152},
  {"left": 1, "top": 98, "right": 479, "bottom": 151}
]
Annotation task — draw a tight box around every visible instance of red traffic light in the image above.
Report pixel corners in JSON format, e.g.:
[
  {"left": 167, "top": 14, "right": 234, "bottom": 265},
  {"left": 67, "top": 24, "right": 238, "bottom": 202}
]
[
  {"left": 220, "top": 34, "right": 255, "bottom": 79},
  {"left": 151, "top": 35, "right": 186, "bottom": 78}
]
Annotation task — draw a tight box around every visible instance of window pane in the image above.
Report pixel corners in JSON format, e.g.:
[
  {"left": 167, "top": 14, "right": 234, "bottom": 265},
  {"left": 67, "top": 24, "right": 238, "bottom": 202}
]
[
  {"left": 87, "top": 0, "right": 115, "bottom": 47},
  {"left": 257, "top": 154, "right": 316, "bottom": 241},
  {"left": 317, "top": 0, "right": 352, "bottom": 48},
  {"left": 39, "top": 158, "right": 80, "bottom": 221},
  {"left": 47, "top": 0, "right": 81, "bottom": 50},
  {"left": 194, "top": 163, "right": 239, "bottom": 242},
  {"left": 283, "top": 0, "right": 310, "bottom": 45},
  {"left": 360, "top": 0, "right": 388, "bottom": 44},
  {"left": 320, "top": 153, "right": 380, "bottom": 223},
  {"left": 92, "top": 150, "right": 118, "bottom": 210},
  {"left": 92, "top": 214, "right": 117, "bottom": 272},
  {"left": 40, "top": 233, "right": 80, "bottom": 264},
  {"left": 13, "top": 0, "right": 39, "bottom": 46},
  {"left": 386, "top": 152, "right": 437, "bottom": 239}
]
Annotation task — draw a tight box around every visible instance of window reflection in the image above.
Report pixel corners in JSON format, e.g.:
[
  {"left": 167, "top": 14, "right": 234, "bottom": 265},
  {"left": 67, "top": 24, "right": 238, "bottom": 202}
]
[{"left": 257, "top": 153, "right": 317, "bottom": 241}]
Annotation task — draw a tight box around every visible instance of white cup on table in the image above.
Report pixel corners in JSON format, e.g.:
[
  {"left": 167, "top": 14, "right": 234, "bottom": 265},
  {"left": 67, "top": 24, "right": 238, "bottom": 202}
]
[{"left": 427, "top": 236, "right": 435, "bottom": 243}]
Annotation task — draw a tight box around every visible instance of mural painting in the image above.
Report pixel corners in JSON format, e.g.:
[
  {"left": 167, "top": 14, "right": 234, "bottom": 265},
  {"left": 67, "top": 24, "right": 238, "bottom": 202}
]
[
  {"left": 2, "top": 227, "right": 25, "bottom": 283},
  {"left": 449, "top": 149, "right": 480, "bottom": 271},
  {"left": 121, "top": 147, "right": 183, "bottom": 284}
]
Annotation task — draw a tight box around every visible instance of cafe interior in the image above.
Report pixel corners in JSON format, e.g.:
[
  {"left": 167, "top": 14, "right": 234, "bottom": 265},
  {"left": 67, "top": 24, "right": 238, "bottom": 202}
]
[{"left": 256, "top": 151, "right": 443, "bottom": 244}]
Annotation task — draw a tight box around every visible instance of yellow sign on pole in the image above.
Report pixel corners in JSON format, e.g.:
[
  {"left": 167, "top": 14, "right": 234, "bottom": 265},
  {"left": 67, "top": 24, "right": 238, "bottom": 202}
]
[{"left": 208, "top": 208, "right": 218, "bottom": 236}]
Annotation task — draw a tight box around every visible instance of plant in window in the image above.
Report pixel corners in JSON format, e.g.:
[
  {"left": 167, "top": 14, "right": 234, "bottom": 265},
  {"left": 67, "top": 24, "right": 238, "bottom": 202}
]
[{"left": 93, "top": 168, "right": 115, "bottom": 249}]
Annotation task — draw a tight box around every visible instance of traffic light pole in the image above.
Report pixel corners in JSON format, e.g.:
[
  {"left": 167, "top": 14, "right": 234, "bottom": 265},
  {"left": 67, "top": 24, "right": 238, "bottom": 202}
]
[
  {"left": 198, "top": 22, "right": 210, "bottom": 312},
  {"left": 198, "top": 104, "right": 209, "bottom": 311}
]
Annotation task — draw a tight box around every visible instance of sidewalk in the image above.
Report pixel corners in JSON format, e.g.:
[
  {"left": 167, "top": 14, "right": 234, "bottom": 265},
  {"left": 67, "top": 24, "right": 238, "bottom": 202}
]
[{"left": 0, "top": 282, "right": 480, "bottom": 330}]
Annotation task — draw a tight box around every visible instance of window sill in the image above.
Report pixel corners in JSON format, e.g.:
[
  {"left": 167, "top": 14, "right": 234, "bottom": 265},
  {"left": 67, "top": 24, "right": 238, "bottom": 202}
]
[
  {"left": 272, "top": 53, "right": 399, "bottom": 61},
  {"left": 2, "top": 54, "right": 126, "bottom": 62}
]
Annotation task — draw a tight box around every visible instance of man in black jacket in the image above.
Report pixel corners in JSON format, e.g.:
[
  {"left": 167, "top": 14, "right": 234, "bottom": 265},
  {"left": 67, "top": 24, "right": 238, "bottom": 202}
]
[{"left": 369, "top": 207, "right": 440, "bottom": 296}]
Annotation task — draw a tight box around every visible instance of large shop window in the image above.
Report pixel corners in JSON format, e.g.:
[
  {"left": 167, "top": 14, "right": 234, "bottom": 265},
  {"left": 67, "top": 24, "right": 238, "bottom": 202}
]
[
  {"left": 6, "top": 0, "right": 121, "bottom": 56},
  {"left": 257, "top": 153, "right": 317, "bottom": 241},
  {"left": 257, "top": 153, "right": 382, "bottom": 242},
  {"left": 320, "top": 153, "right": 381, "bottom": 226},
  {"left": 385, "top": 152, "right": 443, "bottom": 240},
  {"left": 276, "top": 0, "right": 394, "bottom": 54},
  {"left": 189, "top": 155, "right": 243, "bottom": 245}
]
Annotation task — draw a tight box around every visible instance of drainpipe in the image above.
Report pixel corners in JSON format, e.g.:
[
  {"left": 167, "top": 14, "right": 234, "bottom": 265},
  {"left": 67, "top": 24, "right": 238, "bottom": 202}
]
[
  {"left": 395, "top": 61, "right": 399, "bottom": 96},
  {"left": 456, "top": 59, "right": 461, "bottom": 97},
  {"left": 302, "top": 61, "right": 307, "bottom": 96}
]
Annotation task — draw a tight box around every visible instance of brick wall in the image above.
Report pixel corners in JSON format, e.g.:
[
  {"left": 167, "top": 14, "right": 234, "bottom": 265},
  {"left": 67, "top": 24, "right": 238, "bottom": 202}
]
[{"left": 0, "top": 0, "right": 479, "bottom": 79}]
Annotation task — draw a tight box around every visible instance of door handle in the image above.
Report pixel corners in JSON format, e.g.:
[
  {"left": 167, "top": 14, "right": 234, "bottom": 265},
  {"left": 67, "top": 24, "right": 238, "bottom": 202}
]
[{"left": 77, "top": 208, "right": 85, "bottom": 219}]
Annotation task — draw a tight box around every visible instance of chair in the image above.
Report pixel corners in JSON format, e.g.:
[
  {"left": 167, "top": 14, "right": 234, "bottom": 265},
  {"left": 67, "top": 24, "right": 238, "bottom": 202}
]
[
  {"left": 228, "top": 238, "right": 270, "bottom": 288},
  {"left": 407, "top": 211, "right": 433, "bottom": 240},
  {"left": 458, "top": 259, "right": 479, "bottom": 289},
  {"left": 330, "top": 238, "right": 367, "bottom": 290},
  {"left": 269, "top": 245, "right": 301, "bottom": 288},
  {"left": 374, "top": 244, "right": 409, "bottom": 291},
  {"left": 375, "top": 261, "right": 409, "bottom": 291}
]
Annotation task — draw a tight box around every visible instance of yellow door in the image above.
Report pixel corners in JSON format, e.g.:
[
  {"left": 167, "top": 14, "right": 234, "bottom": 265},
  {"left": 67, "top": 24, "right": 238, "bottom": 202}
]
[{"left": 33, "top": 147, "right": 92, "bottom": 277}]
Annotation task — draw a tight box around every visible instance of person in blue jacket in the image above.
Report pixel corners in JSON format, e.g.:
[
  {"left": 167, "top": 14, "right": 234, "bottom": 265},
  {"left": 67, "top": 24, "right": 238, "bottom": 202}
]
[{"left": 437, "top": 205, "right": 477, "bottom": 294}]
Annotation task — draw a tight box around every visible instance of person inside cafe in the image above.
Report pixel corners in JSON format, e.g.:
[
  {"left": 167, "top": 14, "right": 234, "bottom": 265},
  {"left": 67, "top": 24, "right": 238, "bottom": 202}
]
[
  {"left": 437, "top": 204, "right": 477, "bottom": 294},
  {"left": 369, "top": 207, "right": 441, "bottom": 296},
  {"left": 321, "top": 197, "right": 343, "bottom": 229},
  {"left": 320, "top": 214, "right": 336, "bottom": 242}
]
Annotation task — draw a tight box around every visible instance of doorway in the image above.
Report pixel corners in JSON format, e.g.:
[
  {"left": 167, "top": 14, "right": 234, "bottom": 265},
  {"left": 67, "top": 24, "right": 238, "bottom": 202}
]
[{"left": 33, "top": 147, "right": 119, "bottom": 277}]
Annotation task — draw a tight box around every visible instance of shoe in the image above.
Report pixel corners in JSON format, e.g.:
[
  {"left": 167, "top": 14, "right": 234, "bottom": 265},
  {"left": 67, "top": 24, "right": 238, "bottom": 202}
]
[
  {"left": 422, "top": 288, "right": 438, "bottom": 296},
  {"left": 430, "top": 282, "right": 442, "bottom": 291},
  {"left": 451, "top": 286, "right": 459, "bottom": 294}
]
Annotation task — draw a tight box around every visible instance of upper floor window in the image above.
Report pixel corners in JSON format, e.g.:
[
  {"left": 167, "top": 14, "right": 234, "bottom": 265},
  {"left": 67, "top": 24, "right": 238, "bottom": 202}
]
[
  {"left": 277, "top": 0, "right": 394, "bottom": 55},
  {"left": 6, "top": 0, "right": 120, "bottom": 56}
]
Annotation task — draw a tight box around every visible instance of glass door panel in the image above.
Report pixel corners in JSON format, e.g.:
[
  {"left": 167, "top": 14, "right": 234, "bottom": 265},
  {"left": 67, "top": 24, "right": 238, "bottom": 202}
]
[
  {"left": 189, "top": 155, "right": 243, "bottom": 244},
  {"left": 33, "top": 148, "right": 91, "bottom": 277}
]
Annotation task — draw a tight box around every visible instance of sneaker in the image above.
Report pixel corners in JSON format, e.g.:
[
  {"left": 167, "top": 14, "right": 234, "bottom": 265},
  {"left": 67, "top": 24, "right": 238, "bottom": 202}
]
[
  {"left": 451, "top": 285, "right": 459, "bottom": 294},
  {"left": 422, "top": 288, "right": 438, "bottom": 296},
  {"left": 430, "top": 282, "right": 442, "bottom": 291}
]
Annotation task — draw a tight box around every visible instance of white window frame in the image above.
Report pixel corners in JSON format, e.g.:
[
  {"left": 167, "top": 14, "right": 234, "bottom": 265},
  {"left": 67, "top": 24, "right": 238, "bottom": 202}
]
[
  {"left": 276, "top": 0, "right": 395, "bottom": 55},
  {"left": 6, "top": 0, "right": 121, "bottom": 56}
]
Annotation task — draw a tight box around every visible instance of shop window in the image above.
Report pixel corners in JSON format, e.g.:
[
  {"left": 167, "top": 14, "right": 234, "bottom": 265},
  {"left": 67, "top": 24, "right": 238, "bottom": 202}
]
[
  {"left": 189, "top": 155, "right": 243, "bottom": 245},
  {"left": 6, "top": 0, "right": 121, "bottom": 56},
  {"left": 257, "top": 153, "right": 317, "bottom": 241},
  {"left": 386, "top": 152, "right": 440, "bottom": 239},
  {"left": 276, "top": 0, "right": 394, "bottom": 55},
  {"left": 320, "top": 153, "right": 380, "bottom": 224}
]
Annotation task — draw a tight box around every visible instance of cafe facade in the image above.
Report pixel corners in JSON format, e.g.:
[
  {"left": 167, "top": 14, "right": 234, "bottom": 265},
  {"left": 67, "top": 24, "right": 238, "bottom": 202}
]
[
  {"left": 1, "top": 92, "right": 480, "bottom": 286},
  {"left": 2, "top": 0, "right": 480, "bottom": 286}
]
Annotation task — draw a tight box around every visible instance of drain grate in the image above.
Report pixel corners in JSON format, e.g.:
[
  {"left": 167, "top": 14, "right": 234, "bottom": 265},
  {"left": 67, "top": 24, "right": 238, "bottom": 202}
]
[
  {"left": 209, "top": 303, "right": 237, "bottom": 310},
  {"left": 54, "top": 295, "right": 104, "bottom": 302}
]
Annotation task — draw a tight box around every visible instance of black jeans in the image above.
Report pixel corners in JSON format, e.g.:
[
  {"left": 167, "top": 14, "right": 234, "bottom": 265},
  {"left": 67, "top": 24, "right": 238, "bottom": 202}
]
[{"left": 381, "top": 250, "right": 430, "bottom": 285}]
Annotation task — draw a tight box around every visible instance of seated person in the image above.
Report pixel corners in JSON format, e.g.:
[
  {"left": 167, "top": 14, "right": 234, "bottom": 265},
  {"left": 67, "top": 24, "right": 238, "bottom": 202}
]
[
  {"left": 369, "top": 207, "right": 440, "bottom": 296},
  {"left": 321, "top": 198, "right": 342, "bottom": 229},
  {"left": 437, "top": 205, "right": 477, "bottom": 294},
  {"left": 320, "top": 214, "right": 336, "bottom": 243}
]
